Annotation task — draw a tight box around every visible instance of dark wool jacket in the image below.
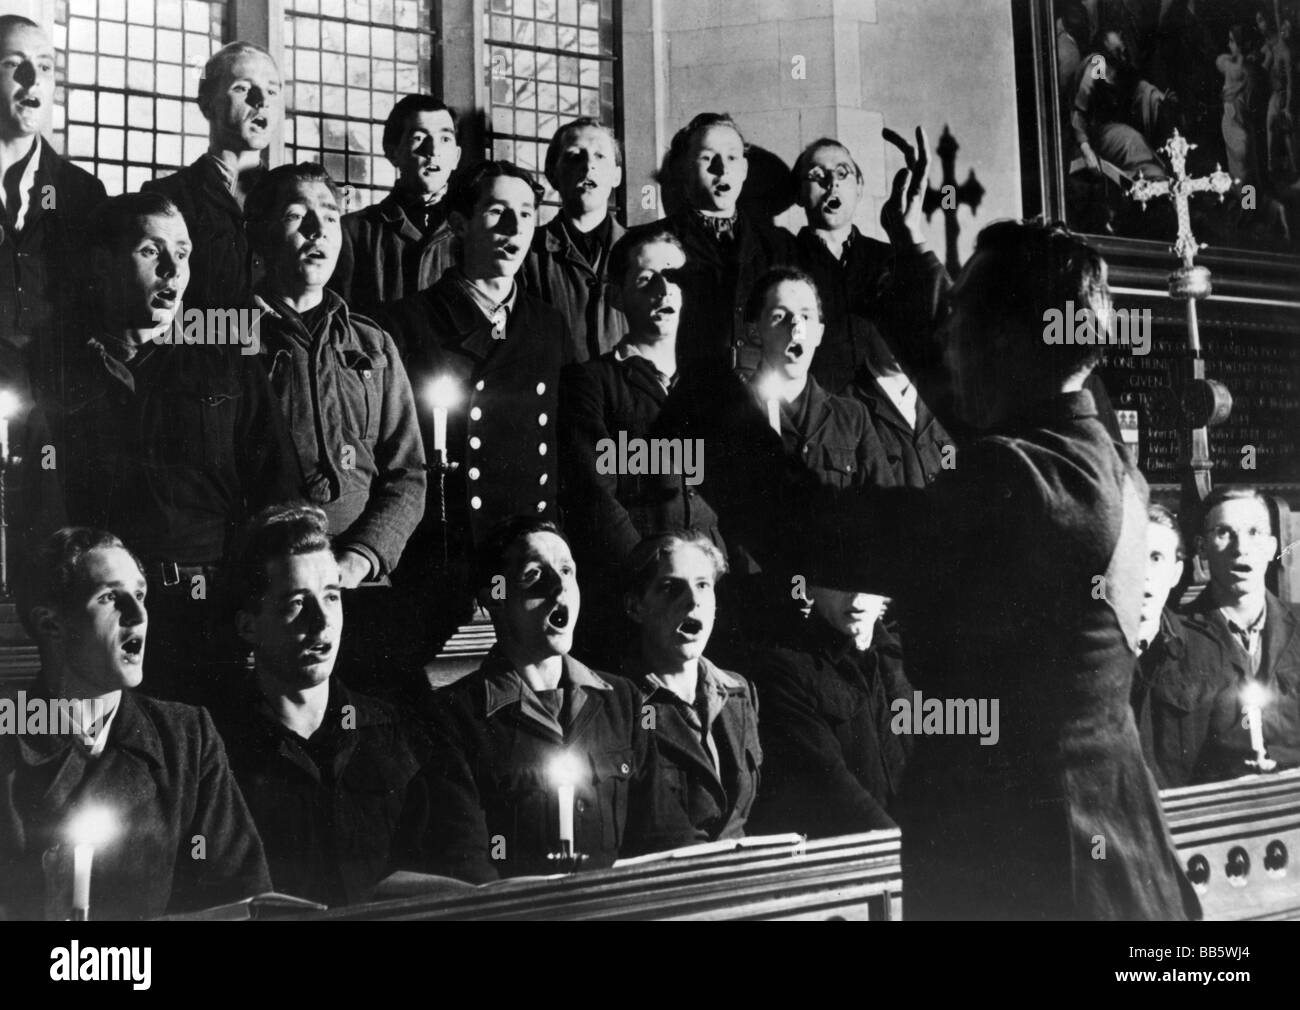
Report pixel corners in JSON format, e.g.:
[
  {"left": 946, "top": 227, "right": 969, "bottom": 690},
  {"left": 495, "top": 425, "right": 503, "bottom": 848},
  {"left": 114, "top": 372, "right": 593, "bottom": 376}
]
[
  {"left": 523, "top": 214, "right": 628, "bottom": 363},
  {"left": 29, "top": 337, "right": 299, "bottom": 564},
  {"left": 0, "top": 691, "right": 270, "bottom": 920},
  {"left": 1181, "top": 590, "right": 1300, "bottom": 779},
  {"left": 807, "top": 390, "right": 1199, "bottom": 921},
  {"left": 377, "top": 274, "right": 575, "bottom": 549},
  {"left": 792, "top": 226, "right": 950, "bottom": 395},
  {"left": 624, "top": 209, "right": 797, "bottom": 374},
  {"left": 1131, "top": 608, "right": 1227, "bottom": 788},
  {"left": 747, "top": 614, "right": 912, "bottom": 837},
  {"left": 255, "top": 289, "right": 427, "bottom": 577},
  {"left": 329, "top": 193, "right": 457, "bottom": 320},
  {"left": 212, "top": 678, "right": 430, "bottom": 907},
  {"left": 417, "top": 651, "right": 698, "bottom": 882},
  {"left": 621, "top": 655, "right": 762, "bottom": 841},
  {"left": 850, "top": 362, "right": 952, "bottom": 490},
  {"left": 0, "top": 138, "right": 107, "bottom": 350},
  {"left": 143, "top": 157, "right": 258, "bottom": 311}
]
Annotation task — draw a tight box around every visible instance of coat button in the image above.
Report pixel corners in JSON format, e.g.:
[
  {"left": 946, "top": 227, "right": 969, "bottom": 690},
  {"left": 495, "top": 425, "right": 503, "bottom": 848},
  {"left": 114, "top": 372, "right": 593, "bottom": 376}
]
[
  {"left": 537, "top": 412, "right": 547, "bottom": 426},
  {"left": 469, "top": 436, "right": 481, "bottom": 449},
  {"left": 538, "top": 442, "right": 547, "bottom": 456},
  {"left": 536, "top": 382, "right": 546, "bottom": 395},
  {"left": 620, "top": 763, "right": 630, "bottom": 774},
  {"left": 475, "top": 380, "right": 485, "bottom": 391},
  {"left": 686, "top": 488, "right": 696, "bottom": 497},
  {"left": 536, "top": 500, "right": 546, "bottom": 512},
  {"left": 576, "top": 800, "right": 587, "bottom": 813},
  {"left": 470, "top": 496, "right": 482, "bottom": 510},
  {"left": 538, "top": 473, "right": 548, "bottom": 485},
  {"left": 468, "top": 466, "right": 480, "bottom": 480},
  {"left": 470, "top": 406, "right": 482, "bottom": 421}
]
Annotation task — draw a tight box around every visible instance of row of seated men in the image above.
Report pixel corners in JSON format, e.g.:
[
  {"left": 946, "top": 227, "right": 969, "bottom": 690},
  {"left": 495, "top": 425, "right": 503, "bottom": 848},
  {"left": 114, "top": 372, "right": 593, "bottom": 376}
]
[{"left": 2, "top": 478, "right": 1296, "bottom": 919}]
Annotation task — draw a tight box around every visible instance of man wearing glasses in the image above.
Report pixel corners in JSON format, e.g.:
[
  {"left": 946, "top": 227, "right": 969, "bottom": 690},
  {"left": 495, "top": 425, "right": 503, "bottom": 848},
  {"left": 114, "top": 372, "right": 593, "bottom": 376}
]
[{"left": 1183, "top": 486, "right": 1300, "bottom": 777}]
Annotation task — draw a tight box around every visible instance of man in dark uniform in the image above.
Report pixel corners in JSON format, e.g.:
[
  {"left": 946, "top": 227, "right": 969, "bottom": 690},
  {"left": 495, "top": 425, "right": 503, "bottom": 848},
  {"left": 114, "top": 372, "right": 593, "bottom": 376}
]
[
  {"left": 2, "top": 527, "right": 269, "bottom": 920},
  {"left": 328, "top": 95, "right": 460, "bottom": 319},
  {"left": 1184, "top": 486, "right": 1300, "bottom": 778},
  {"left": 1130, "top": 503, "right": 1222, "bottom": 788},
  {"left": 748, "top": 590, "right": 910, "bottom": 836},
  {"left": 143, "top": 42, "right": 281, "bottom": 312},
  {"left": 558, "top": 225, "right": 721, "bottom": 667},
  {"left": 524, "top": 117, "right": 628, "bottom": 362},
  {"left": 620, "top": 531, "right": 760, "bottom": 841},
  {"left": 625, "top": 112, "right": 796, "bottom": 374},
  {"left": 791, "top": 134, "right": 949, "bottom": 396},
  {"left": 214, "top": 505, "right": 430, "bottom": 907},
  {"left": 417, "top": 518, "right": 695, "bottom": 882},
  {"left": 0, "top": 16, "right": 106, "bottom": 376},
  {"left": 28, "top": 193, "right": 299, "bottom": 705},
  {"left": 807, "top": 220, "right": 1198, "bottom": 921}
]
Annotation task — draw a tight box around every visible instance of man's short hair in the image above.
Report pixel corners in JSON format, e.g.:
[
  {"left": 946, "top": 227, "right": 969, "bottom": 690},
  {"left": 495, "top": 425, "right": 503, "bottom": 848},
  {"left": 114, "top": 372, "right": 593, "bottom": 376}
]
[
  {"left": 957, "top": 218, "right": 1112, "bottom": 384},
  {"left": 243, "top": 162, "right": 343, "bottom": 254},
  {"left": 666, "top": 112, "right": 746, "bottom": 183},
  {"left": 18, "top": 527, "right": 143, "bottom": 639},
  {"left": 543, "top": 116, "right": 623, "bottom": 182},
  {"left": 792, "top": 138, "right": 864, "bottom": 189},
  {"left": 743, "top": 265, "right": 824, "bottom": 324},
  {"left": 444, "top": 160, "right": 545, "bottom": 223},
  {"left": 0, "top": 14, "right": 41, "bottom": 37},
  {"left": 607, "top": 225, "right": 684, "bottom": 289},
  {"left": 87, "top": 192, "right": 183, "bottom": 255},
  {"left": 472, "top": 516, "right": 565, "bottom": 596},
  {"left": 227, "top": 503, "right": 332, "bottom": 616},
  {"left": 622, "top": 530, "right": 728, "bottom": 600},
  {"left": 1146, "top": 503, "right": 1185, "bottom": 561},
  {"left": 198, "top": 41, "right": 277, "bottom": 118},
  {"left": 382, "top": 94, "right": 458, "bottom": 155},
  {"left": 1197, "top": 485, "right": 1272, "bottom": 535}
]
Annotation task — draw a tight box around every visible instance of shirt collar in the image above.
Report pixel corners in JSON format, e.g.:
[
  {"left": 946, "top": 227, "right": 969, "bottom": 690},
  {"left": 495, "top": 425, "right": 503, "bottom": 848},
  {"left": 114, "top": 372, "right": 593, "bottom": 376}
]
[
  {"left": 613, "top": 341, "right": 676, "bottom": 389},
  {"left": 482, "top": 650, "right": 611, "bottom": 719},
  {"left": 2, "top": 133, "right": 43, "bottom": 232},
  {"left": 447, "top": 267, "right": 517, "bottom": 336},
  {"left": 202, "top": 152, "right": 238, "bottom": 194}
]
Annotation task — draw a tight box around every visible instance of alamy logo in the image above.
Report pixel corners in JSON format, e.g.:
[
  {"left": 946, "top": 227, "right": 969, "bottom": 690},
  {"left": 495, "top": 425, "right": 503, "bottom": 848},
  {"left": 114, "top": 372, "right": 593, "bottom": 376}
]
[
  {"left": 595, "top": 431, "right": 704, "bottom": 486},
  {"left": 50, "top": 943, "right": 151, "bottom": 989},
  {"left": 150, "top": 303, "right": 262, "bottom": 356},
  {"left": 0, "top": 693, "right": 110, "bottom": 735},
  {"left": 1042, "top": 300, "right": 1151, "bottom": 356},
  {"left": 890, "top": 691, "right": 1000, "bottom": 745}
]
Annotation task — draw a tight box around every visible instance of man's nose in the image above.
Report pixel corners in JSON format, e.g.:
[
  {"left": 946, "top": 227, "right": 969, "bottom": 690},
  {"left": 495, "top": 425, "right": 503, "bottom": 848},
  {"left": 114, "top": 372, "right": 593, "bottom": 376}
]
[
  {"left": 414, "top": 134, "right": 434, "bottom": 157},
  {"left": 247, "top": 85, "right": 266, "bottom": 109},
  {"left": 14, "top": 61, "right": 36, "bottom": 89},
  {"left": 645, "top": 272, "right": 670, "bottom": 298},
  {"left": 496, "top": 208, "right": 520, "bottom": 235},
  {"left": 788, "top": 317, "right": 807, "bottom": 338},
  {"left": 119, "top": 594, "right": 146, "bottom": 627},
  {"left": 301, "top": 596, "right": 330, "bottom": 633},
  {"left": 156, "top": 249, "right": 178, "bottom": 279},
  {"left": 302, "top": 210, "right": 324, "bottom": 238},
  {"left": 707, "top": 153, "right": 725, "bottom": 176}
]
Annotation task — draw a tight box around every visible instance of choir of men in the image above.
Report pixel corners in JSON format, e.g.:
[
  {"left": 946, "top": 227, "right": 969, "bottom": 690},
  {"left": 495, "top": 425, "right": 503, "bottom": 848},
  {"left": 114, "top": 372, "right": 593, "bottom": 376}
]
[{"left": 3, "top": 62, "right": 1299, "bottom": 922}]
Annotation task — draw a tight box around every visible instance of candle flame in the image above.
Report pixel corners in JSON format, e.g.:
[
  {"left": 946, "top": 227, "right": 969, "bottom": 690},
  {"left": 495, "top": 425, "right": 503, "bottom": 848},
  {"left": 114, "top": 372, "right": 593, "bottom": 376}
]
[
  {"left": 549, "top": 752, "right": 584, "bottom": 789},
  {"left": 0, "top": 388, "right": 19, "bottom": 421},
  {"left": 424, "top": 375, "right": 463, "bottom": 411},
  {"left": 67, "top": 805, "right": 117, "bottom": 848},
  {"left": 1241, "top": 681, "right": 1269, "bottom": 710}
]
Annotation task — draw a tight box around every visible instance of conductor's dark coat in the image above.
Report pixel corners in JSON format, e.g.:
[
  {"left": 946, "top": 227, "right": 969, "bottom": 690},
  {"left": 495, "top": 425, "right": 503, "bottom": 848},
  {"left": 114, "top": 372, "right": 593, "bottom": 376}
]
[
  {"left": 809, "top": 390, "right": 1199, "bottom": 921},
  {"left": 379, "top": 274, "right": 574, "bottom": 548},
  {"left": 0, "top": 691, "right": 270, "bottom": 920},
  {"left": 417, "top": 651, "right": 698, "bottom": 882}
]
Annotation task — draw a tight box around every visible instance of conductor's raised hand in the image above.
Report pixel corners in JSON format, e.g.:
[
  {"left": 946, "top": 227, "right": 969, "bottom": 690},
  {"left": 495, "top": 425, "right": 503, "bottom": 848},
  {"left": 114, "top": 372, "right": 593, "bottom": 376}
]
[{"left": 881, "top": 124, "right": 931, "bottom": 248}]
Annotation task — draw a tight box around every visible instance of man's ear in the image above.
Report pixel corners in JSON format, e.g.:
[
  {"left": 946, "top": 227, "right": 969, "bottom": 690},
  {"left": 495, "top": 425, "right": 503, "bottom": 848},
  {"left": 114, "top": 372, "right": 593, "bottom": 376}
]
[
  {"left": 624, "top": 591, "right": 644, "bottom": 626},
  {"left": 235, "top": 608, "right": 258, "bottom": 649},
  {"left": 611, "top": 163, "right": 624, "bottom": 190}
]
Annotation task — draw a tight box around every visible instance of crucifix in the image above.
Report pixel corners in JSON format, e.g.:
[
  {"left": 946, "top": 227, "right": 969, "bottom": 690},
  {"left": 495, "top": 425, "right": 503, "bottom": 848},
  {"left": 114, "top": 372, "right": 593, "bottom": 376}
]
[
  {"left": 922, "top": 125, "right": 985, "bottom": 276},
  {"left": 1128, "top": 129, "right": 1234, "bottom": 508}
]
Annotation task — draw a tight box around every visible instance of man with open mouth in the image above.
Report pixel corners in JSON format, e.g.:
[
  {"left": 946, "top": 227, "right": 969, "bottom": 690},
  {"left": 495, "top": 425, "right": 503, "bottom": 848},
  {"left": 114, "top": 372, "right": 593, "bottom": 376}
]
[
  {"left": 0, "top": 526, "right": 270, "bottom": 921},
  {"left": 0, "top": 15, "right": 106, "bottom": 364},
  {"left": 619, "top": 531, "right": 759, "bottom": 842},
  {"left": 144, "top": 41, "right": 282, "bottom": 314},
  {"left": 329, "top": 95, "right": 461, "bottom": 317},
  {"left": 213, "top": 504, "right": 432, "bottom": 907},
  {"left": 417, "top": 517, "right": 696, "bottom": 882},
  {"left": 1183, "top": 485, "right": 1300, "bottom": 778},
  {"left": 23, "top": 192, "right": 299, "bottom": 706},
  {"left": 524, "top": 117, "right": 629, "bottom": 362},
  {"left": 245, "top": 162, "right": 427, "bottom": 695}
]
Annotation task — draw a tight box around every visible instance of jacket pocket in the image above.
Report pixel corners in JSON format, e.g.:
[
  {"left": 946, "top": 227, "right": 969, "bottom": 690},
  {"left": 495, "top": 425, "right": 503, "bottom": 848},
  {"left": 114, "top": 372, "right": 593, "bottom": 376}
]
[
  {"left": 590, "top": 747, "right": 634, "bottom": 852},
  {"left": 819, "top": 443, "right": 858, "bottom": 488},
  {"left": 151, "top": 382, "right": 243, "bottom": 467},
  {"left": 336, "top": 348, "right": 387, "bottom": 446}
]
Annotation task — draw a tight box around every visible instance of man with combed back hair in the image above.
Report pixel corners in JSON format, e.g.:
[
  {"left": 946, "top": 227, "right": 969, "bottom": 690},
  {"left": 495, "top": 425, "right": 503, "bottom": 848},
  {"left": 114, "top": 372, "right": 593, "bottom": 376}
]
[{"left": 806, "top": 219, "right": 1199, "bottom": 921}]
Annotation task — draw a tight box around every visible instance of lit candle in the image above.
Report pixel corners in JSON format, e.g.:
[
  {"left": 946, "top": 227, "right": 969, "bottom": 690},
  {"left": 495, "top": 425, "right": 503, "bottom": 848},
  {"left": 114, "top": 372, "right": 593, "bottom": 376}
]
[
  {"left": 67, "top": 806, "right": 115, "bottom": 922},
  {"left": 423, "top": 376, "right": 463, "bottom": 461},
  {"left": 550, "top": 752, "right": 583, "bottom": 857},
  {"left": 756, "top": 373, "right": 782, "bottom": 434},
  {"left": 1242, "top": 681, "right": 1269, "bottom": 763},
  {"left": 0, "top": 389, "right": 19, "bottom": 462}
]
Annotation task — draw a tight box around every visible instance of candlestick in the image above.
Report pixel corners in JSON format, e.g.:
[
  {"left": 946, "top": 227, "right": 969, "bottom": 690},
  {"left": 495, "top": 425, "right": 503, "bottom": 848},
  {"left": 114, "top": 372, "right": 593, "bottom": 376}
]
[
  {"left": 66, "top": 806, "right": 116, "bottom": 922},
  {"left": 549, "top": 752, "right": 583, "bottom": 863},
  {"left": 1241, "top": 681, "right": 1277, "bottom": 772},
  {"left": 0, "top": 388, "right": 16, "bottom": 463},
  {"left": 424, "top": 375, "right": 462, "bottom": 459}
]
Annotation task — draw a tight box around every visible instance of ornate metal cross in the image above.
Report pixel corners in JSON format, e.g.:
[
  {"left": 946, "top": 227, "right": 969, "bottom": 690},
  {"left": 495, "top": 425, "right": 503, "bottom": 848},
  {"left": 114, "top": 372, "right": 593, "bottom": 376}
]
[
  {"left": 1128, "top": 129, "right": 1234, "bottom": 505},
  {"left": 922, "top": 125, "right": 984, "bottom": 276}
]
